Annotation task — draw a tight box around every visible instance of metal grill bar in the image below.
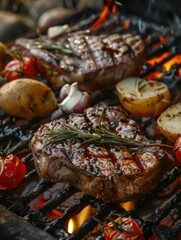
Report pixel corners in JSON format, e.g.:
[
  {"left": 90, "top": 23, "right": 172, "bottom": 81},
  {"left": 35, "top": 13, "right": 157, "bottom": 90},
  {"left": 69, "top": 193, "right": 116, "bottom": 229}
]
[
  {"left": 142, "top": 191, "right": 181, "bottom": 235},
  {"left": 0, "top": 7, "right": 180, "bottom": 240},
  {"left": 133, "top": 167, "right": 180, "bottom": 212}
]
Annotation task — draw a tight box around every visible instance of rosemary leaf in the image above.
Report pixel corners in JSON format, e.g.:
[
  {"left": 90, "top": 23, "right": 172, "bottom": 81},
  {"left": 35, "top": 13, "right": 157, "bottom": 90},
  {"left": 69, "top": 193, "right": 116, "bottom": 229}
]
[
  {"left": 35, "top": 38, "right": 78, "bottom": 57},
  {"left": 45, "top": 124, "right": 172, "bottom": 149}
]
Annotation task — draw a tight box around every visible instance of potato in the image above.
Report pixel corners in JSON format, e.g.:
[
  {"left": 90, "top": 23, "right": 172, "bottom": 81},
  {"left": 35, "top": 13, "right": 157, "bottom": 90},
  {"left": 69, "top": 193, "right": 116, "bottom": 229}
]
[
  {"left": 0, "top": 78, "right": 57, "bottom": 118},
  {"left": 0, "top": 42, "right": 12, "bottom": 71},
  {"left": 157, "top": 102, "right": 181, "bottom": 142},
  {"left": 116, "top": 77, "right": 170, "bottom": 117}
]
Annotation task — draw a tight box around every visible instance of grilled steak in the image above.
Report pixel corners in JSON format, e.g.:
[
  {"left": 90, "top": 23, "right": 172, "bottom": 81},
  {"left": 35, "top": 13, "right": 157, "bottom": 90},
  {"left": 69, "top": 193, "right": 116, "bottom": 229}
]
[
  {"left": 13, "top": 31, "right": 145, "bottom": 92},
  {"left": 30, "top": 106, "right": 173, "bottom": 202}
]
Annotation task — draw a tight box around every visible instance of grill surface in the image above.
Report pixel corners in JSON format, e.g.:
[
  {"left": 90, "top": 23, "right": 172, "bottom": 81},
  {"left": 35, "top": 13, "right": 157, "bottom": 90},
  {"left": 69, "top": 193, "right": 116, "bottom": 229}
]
[{"left": 0, "top": 2, "right": 181, "bottom": 240}]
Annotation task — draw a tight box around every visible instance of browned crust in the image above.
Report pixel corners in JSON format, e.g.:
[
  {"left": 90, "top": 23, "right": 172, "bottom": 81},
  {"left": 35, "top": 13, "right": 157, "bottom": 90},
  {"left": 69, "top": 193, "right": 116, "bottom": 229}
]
[
  {"left": 14, "top": 32, "right": 145, "bottom": 92},
  {"left": 31, "top": 106, "right": 173, "bottom": 202}
]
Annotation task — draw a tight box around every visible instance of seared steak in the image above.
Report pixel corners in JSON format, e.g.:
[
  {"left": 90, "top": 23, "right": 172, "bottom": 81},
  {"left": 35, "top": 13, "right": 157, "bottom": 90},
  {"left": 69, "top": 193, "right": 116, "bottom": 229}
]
[
  {"left": 14, "top": 31, "right": 145, "bottom": 92},
  {"left": 30, "top": 106, "right": 173, "bottom": 202}
]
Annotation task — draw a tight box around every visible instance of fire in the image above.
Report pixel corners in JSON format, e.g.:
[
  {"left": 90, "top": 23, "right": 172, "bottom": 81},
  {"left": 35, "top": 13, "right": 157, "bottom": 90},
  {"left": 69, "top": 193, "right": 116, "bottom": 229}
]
[
  {"left": 120, "top": 201, "right": 135, "bottom": 211},
  {"left": 68, "top": 218, "right": 74, "bottom": 234},
  {"left": 123, "top": 19, "right": 131, "bottom": 30},
  {"left": 146, "top": 53, "right": 181, "bottom": 80},
  {"left": 67, "top": 205, "right": 91, "bottom": 233},
  {"left": 147, "top": 52, "right": 170, "bottom": 66},
  {"left": 146, "top": 71, "right": 163, "bottom": 80},
  {"left": 163, "top": 54, "right": 181, "bottom": 72},
  {"left": 152, "top": 36, "right": 168, "bottom": 49},
  {"left": 90, "top": 0, "right": 115, "bottom": 29},
  {"left": 33, "top": 195, "right": 63, "bottom": 220}
]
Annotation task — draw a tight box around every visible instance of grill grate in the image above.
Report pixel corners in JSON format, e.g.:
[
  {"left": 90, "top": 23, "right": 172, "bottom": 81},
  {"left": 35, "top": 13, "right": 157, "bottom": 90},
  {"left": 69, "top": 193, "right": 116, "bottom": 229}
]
[{"left": 0, "top": 5, "right": 181, "bottom": 240}]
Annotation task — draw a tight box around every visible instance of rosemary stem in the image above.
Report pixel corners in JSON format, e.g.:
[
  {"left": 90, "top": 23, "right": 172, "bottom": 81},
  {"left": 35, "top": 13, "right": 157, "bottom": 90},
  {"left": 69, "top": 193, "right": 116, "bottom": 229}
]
[{"left": 45, "top": 124, "right": 173, "bottom": 149}]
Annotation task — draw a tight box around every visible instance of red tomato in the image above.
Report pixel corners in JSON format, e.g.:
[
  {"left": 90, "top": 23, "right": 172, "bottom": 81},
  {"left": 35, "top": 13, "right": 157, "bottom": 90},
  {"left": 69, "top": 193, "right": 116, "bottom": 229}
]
[
  {"left": 174, "top": 137, "right": 181, "bottom": 165},
  {"left": 0, "top": 154, "right": 26, "bottom": 189},
  {"left": 104, "top": 217, "right": 144, "bottom": 240},
  {"left": 3, "top": 57, "right": 37, "bottom": 81}
]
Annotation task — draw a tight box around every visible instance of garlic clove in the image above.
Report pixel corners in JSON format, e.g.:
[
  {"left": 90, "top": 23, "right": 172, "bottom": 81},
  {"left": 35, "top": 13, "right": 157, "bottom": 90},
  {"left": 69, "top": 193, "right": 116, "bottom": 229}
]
[
  {"left": 47, "top": 25, "right": 69, "bottom": 39},
  {"left": 59, "top": 83, "right": 71, "bottom": 101},
  {"left": 73, "top": 92, "right": 91, "bottom": 113},
  {"left": 58, "top": 82, "right": 91, "bottom": 113}
]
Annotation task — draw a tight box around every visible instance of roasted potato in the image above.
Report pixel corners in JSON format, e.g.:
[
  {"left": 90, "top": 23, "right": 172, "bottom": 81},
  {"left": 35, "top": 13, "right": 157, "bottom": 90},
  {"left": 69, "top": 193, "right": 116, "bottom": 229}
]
[
  {"left": 0, "top": 42, "right": 12, "bottom": 71},
  {"left": 0, "top": 78, "right": 57, "bottom": 118},
  {"left": 157, "top": 102, "right": 181, "bottom": 142},
  {"left": 116, "top": 77, "right": 170, "bottom": 117}
]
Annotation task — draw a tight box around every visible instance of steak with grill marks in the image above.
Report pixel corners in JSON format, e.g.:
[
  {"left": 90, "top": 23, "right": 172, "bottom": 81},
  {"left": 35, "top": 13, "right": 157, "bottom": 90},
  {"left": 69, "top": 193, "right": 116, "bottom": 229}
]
[
  {"left": 13, "top": 31, "right": 145, "bottom": 92},
  {"left": 30, "top": 106, "right": 174, "bottom": 202}
]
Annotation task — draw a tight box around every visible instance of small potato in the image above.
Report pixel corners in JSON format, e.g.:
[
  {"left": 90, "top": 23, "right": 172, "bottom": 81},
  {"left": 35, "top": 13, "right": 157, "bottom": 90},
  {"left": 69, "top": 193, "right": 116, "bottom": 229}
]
[
  {"left": 0, "top": 78, "right": 57, "bottom": 118},
  {"left": 116, "top": 77, "right": 170, "bottom": 117},
  {"left": 0, "top": 42, "right": 12, "bottom": 71},
  {"left": 157, "top": 102, "right": 181, "bottom": 142}
]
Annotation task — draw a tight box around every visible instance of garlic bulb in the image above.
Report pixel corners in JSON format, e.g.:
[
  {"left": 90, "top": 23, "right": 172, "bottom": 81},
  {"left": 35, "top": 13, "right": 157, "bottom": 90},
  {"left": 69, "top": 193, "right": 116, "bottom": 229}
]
[{"left": 58, "top": 82, "right": 91, "bottom": 113}]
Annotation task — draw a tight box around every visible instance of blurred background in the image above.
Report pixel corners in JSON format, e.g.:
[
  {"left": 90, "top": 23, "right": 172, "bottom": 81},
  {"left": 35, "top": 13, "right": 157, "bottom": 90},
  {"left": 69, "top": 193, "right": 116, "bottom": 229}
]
[
  {"left": 0, "top": 0, "right": 103, "bottom": 42},
  {"left": 0, "top": 0, "right": 180, "bottom": 43}
]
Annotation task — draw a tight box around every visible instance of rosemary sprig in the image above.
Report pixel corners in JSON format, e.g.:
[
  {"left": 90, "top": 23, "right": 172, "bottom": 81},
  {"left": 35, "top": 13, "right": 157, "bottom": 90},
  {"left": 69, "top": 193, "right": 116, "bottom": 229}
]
[
  {"left": 35, "top": 37, "right": 78, "bottom": 57},
  {"left": 104, "top": 213, "right": 140, "bottom": 238},
  {"left": 0, "top": 141, "right": 23, "bottom": 156},
  {"left": 45, "top": 124, "right": 172, "bottom": 149}
]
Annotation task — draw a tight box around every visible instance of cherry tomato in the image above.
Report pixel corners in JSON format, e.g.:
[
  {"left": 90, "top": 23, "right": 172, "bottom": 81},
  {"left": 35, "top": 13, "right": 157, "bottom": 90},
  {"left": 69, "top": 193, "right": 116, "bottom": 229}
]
[
  {"left": 174, "top": 137, "right": 181, "bottom": 165},
  {"left": 0, "top": 154, "right": 26, "bottom": 189},
  {"left": 104, "top": 217, "right": 144, "bottom": 240},
  {"left": 3, "top": 57, "right": 37, "bottom": 81}
]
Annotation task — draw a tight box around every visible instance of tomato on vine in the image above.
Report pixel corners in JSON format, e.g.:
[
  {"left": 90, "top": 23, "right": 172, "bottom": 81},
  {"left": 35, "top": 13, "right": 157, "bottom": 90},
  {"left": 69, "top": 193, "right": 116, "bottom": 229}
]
[
  {"left": 104, "top": 216, "right": 144, "bottom": 240},
  {"left": 0, "top": 142, "right": 26, "bottom": 190}
]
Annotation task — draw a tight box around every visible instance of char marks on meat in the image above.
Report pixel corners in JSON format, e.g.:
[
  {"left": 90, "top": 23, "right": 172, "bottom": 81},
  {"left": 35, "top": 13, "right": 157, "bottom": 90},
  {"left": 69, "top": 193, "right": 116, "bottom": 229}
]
[
  {"left": 14, "top": 31, "right": 145, "bottom": 92},
  {"left": 30, "top": 106, "right": 173, "bottom": 202}
]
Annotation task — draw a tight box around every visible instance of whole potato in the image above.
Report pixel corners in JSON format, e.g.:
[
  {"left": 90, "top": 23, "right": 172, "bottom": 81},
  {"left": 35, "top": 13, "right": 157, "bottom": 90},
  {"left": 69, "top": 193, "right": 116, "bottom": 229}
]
[{"left": 0, "top": 78, "right": 57, "bottom": 118}]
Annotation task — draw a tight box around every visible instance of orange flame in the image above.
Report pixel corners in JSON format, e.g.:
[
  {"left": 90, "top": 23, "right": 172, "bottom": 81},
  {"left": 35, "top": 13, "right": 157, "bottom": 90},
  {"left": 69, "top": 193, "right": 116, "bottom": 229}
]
[
  {"left": 120, "top": 201, "right": 135, "bottom": 211},
  {"left": 146, "top": 53, "right": 181, "bottom": 80},
  {"left": 146, "top": 71, "right": 163, "bottom": 80},
  {"left": 147, "top": 52, "right": 170, "bottom": 66},
  {"left": 90, "top": 0, "right": 115, "bottom": 29},
  {"left": 123, "top": 19, "right": 131, "bottom": 30},
  {"left": 163, "top": 54, "right": 181, "bottom": 72},
  {"left": 152, "top": 36, "right": 168, "bottom": 49},
  {"left": 67, "top": 205, "right": 92, "bottom": 233},
  {"left": 112, "top": 4, "right": 117, "bottom": 13}
]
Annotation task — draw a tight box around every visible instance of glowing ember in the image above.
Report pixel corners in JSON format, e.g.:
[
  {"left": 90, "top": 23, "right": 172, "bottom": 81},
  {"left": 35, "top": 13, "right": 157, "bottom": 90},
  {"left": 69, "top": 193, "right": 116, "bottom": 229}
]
[
  {"left": 67, "top": 205, "right": 91, "bottom": 233},
  {"left": 146, "top": 71, "right": 163, "bottom": 80},
  {"left": 147, "top": 52, "right": 169, "bottom": 66},
  {"left": 146, "top": 53, "right": 181, "bottom": 79},
  {"left": 152, "top": 36, "right": 168, "bottom": 49},
  {"left": 112, "top": 4, "right": 117, "bottom": 13},
  {"left": 163, "top": 54, "right": 181, "bottom": 72},
  {"left": 33, "top": 195, "right": 63, "bottom": 220}
]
